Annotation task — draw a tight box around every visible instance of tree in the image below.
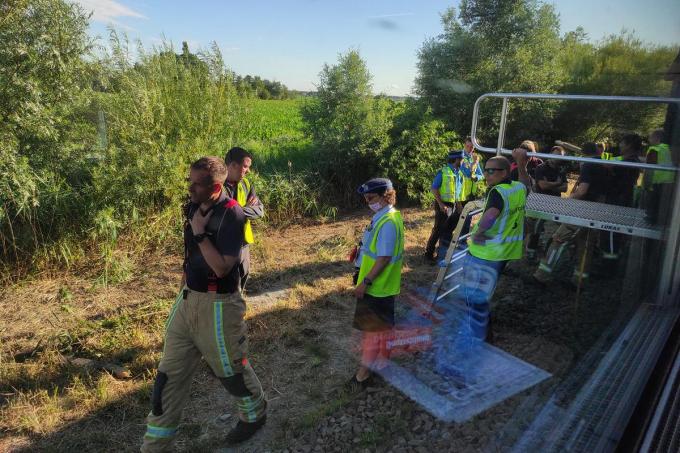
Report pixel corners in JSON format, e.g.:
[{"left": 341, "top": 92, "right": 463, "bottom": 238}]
[
  {"left": 551, "top": 32, "right": 676, "bottom": 143},
  {"left": 0, "top": 0, "right": 95, "bottom": 266},
  {"left": 386, "top": 100, "right": 461, "bottom": 204},
  {"left": 302, "top": 50, "right": 394, "bottom": 205},
  {"left": 415, "top": 0, "right": 565, "bottom": 142}
]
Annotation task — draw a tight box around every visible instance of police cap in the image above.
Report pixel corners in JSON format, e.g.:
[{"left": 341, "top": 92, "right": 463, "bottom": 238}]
[
  {"left": 447, "top": 150, "right": 464, "bottom": 160},
  {"left": 357, "top": 178, "right": 393, "bottom": 195}
]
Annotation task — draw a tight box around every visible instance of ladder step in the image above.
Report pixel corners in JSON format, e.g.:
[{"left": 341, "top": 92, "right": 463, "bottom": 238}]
[
  {"left": 444, "top": 266, "right": 464, "bottom": 281},
  {"left": 449, "top": 250, "right": 467, "bottom": 263},
  {"left": 432, "top": 199, "right": 485, "bottom": 300},
  {"left": 436, "top": 284, "right": 461, "bottom": 301}
]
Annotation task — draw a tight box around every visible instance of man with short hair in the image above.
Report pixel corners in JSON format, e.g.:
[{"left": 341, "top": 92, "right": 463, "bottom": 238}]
[
  {"left": 533, "top": 142, "right": 607, "bottom": 286},
  {"left": 434, "top": 148, "right": 530, "bottom": 374},
  {"left": 224, "top": 147, "right": 264, "bottom": 291},
  {"left": 141, "top": 157, "right": 266, "bottom": 452},
  {"left": 601, "top": 134, "right": 642, "bottom": 260},
  {"left": 525, "top": 146, "right": 568, "bottom": 259},
  {"left": 424, "top": 150, "right": 470, "bottom": 264}
]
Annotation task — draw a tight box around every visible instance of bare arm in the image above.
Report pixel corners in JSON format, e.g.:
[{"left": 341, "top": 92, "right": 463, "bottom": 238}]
[
  {"left": 570, "top": 182, "right": 589, "bottom": 200},
  {"left": 189, "top": 208, "right": 239, "bottom": 278},
  {"left": 431, "top": 188, "right": 447, "bottom": 211},
  {"left": 178, "top": 274, "right": 186, "bottom": 293},
  {"left": 472, "top": 208, "right": 501, "bottom": 244},
  {"left": 196, "top": 241, "right": 238, "bottom": 278},
  {"left": 512, "top": 148, "right": 532, "bottom": 193}
]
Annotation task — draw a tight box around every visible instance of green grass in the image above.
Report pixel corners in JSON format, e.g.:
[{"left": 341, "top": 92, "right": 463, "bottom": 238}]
[
  {"left": 243, "top": 98, "right": 308, "bottom": 142},
  {"left": 240, "top": 98, "right": 318, "bottom": 174}
]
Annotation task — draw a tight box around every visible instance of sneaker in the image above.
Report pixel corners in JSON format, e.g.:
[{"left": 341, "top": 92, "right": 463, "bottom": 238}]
[
  {"left": 343, "top": 374, "right": 374, "bottom": 394},
  {"left": 225, "top": 415, "right": 267, "bottom": 444}
]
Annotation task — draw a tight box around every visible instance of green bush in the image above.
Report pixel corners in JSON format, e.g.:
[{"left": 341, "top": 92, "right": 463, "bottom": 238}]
[
  {"left": 386, "top": 102, "right": 461, "bottom": 205},
  {"left": 249, "top": 172, "right": 337, "bottom": 225},
  {"left": 301, "top": 50, "right": 395, "bottom": 207},
  {"left": 0, "top": 0, "right": 95, "bottom": 277}
]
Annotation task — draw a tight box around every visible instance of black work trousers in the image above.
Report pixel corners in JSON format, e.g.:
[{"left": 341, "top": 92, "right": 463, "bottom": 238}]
[
  {"left": 239, "top": 245, "right": 250, "bottom": 292},
  {"left": 425, "top": 201, "right": 461, "bottom": 260}
]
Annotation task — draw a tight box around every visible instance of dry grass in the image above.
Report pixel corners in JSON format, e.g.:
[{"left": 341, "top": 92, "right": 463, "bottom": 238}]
[{"left": 0, "top": 206, "right": 435, "bottom": 452}]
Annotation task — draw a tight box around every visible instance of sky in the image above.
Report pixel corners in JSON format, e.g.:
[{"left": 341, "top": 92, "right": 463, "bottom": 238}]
[{"left": 73, "top": 0, "right": 680, "bottom": 97}]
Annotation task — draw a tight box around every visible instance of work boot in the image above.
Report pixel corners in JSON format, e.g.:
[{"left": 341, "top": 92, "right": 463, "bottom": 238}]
[
  {"left": 225, "top": 415, "right": 267, "bottom": 444},
  {"left": 423, "top": 253, "right": 436, "bottom": 265},
  {"left": 526, "top": 248, "right": 537, "bottom": 262},
  {"left": 570, "top": 272, "right": 589, "bottom": 289}
]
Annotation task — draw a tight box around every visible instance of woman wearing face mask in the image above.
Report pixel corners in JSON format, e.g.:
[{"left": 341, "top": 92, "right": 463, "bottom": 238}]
[{"left": 347, "top": 178, "right": 405, "bottom": 392}]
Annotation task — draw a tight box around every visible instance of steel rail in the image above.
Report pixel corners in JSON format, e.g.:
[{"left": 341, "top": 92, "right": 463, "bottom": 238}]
[{"left": 470, "top": 93, "right": 680, "bottom": 172}]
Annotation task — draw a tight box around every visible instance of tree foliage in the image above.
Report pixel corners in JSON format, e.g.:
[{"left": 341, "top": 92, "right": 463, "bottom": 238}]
[
  {"left": 235, "top": 74, "right": 292, "bottom": 100},
  {"left": 0, "top": 0, "right": 95, "bottom": 268},
  {"left": 385, "top": 100, "right": 461, "bottom": 204},
  {"left": 0, "top": 1, "right": 299, "bottom": 276},
  {"left": 416, "top": 0, "right": 565, "bottom": 138},
  {"left": 551, "top": 31, "right": 676, "bottom": 143},
  {"left": 416, "top": 0, "right": 676, "bottom": 147},
  {"left": 302, "top": 50, "right": 394, "bottom": 206}
]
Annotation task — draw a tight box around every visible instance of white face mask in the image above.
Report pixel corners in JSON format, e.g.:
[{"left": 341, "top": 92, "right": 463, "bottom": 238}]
[{"left": 368, "top": 202, "right": 383, "bottom": 212}]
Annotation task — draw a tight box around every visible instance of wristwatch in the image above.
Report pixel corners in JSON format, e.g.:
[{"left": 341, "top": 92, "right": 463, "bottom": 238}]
[
  {"left": 194, "top": 232, "right": 208, "bottom": 243},
  {"left": 363, "top": 277, "right": 373, "bottom": 286}
]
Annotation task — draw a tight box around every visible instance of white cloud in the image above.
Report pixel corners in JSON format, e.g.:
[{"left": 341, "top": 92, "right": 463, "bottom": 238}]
[
  {"left": 390, "top": 84, "right": 399, "bottom": 89},
  {"left": 72, "top": 0, "right": 145, "bottom": 23}
]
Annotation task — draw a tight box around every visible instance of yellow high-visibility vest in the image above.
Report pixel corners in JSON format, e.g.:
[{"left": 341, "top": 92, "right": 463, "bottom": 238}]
[
  {"left": 647, "top": 144, "right": 674, "bottom": 184},
  {"left": 468, "top": 181, "right": 526, "bottom": 261},
  {"left": 236, "top": 178, "right": 254, "bottom": 244},
  {"left": 440, "top": 166, "right": 460, "bottom": 202},
  {"left": 357, "top": 209, "right": 404, "bottom": 297},
  {"left": 461, "top": 153, "right": 483, "bottom": 199}
]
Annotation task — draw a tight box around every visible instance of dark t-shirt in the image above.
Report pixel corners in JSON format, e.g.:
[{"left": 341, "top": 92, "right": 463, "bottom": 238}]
[
  {"left": 485, "top": 177, "right": 513, "bottom": 213},
  {"left": 606, "top": 156, "right": 640, "bottom": 207},
  {"left": 534, "top": 163, "right": 567, "bottom": 196},
  {"left": 578, "top": 157, "right": 608, "bottom": 202},
  {"left": 183, "top": 197, "right": 245, "bottom": 293}
]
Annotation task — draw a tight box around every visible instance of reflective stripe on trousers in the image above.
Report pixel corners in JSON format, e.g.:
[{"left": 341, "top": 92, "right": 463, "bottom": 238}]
[{"left": 141, "top": 288, "right": 266, "bottom": 452}]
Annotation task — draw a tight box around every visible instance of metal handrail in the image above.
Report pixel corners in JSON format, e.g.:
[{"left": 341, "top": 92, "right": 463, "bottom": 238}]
[{"left": 470, "top": 93, "right": 680, "bottom": 172}]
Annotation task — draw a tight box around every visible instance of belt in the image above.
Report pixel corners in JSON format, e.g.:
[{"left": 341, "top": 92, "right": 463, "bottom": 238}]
[{"left": 184, "top": 287, "right": 239, "bottom": 297}]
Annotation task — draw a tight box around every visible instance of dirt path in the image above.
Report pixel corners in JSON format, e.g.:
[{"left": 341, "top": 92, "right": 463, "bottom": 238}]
[{"left": 0, "top": 206, "right": 634, "bottom": 452}]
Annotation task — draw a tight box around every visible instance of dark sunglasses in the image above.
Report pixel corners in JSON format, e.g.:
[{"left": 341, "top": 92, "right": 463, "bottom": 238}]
[{"left": 483, "top": 167, "right": 505, "bottom": 175}]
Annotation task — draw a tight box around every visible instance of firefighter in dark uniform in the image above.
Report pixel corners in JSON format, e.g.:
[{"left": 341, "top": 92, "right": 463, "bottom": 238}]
[
  {"left": 223, "top": 147, "right": 264, "bottom": 292},
  {"left": 141, "top": 157, "right": 266, "bottom": 452},
  {"left": 601, "top": 133, "right": 642, "bottom": 260}
]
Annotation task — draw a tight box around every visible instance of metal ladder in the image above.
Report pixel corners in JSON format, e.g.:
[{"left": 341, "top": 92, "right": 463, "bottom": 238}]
[{"left": 430, "top": 199, "right": 486, "bottom": 313}]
